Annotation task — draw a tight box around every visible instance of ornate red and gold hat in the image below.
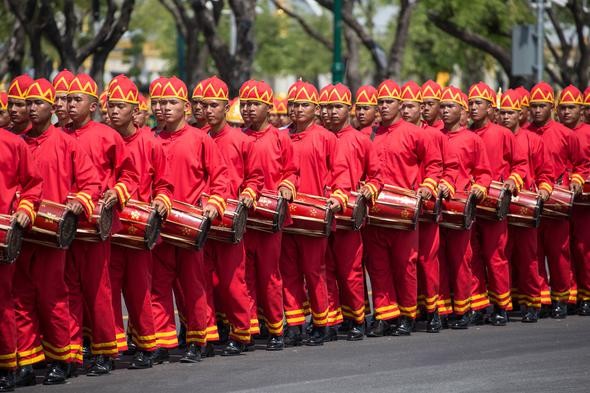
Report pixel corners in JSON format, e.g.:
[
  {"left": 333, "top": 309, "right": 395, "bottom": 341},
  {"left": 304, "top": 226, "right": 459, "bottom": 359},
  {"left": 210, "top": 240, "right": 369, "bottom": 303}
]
[
  {"left": 557, "top": 85, "right": 583, "bottom": 106},
  {"left": 226, "top": 98, "right": 244, "bottom": 124},
  {"left": 319, "top": 84, "right": 333, "bottom": 105},
  {"left": 584, "top": 87, "right": 590, "bottom": 106},
  {"left": 26, "top": 78, "right": 56, "bottom": 104},
  {"left": 69, "top": 73, "right": 98, "bottom": 98},
  {"left": 149, "top": 76, "right": 168, "bottom": 99},
  {"left": 238, "top": 79, "right": 256, "bottom": 102},
  {"left": 326, "top": 83, "right": 352, "bottom": 106},
  {"left": 499, "top": 89, "right": 522, "bottom": 111},
  {"left": 459, "top": 91, "right": 468, "bottom": 110},
  {"left": 0, "top": 92, "right": 7, "bottom": 110},
  {"left": 421, "top": 80, "right": 442, "bottom": 101},
  {"left": 245, "top": 80, "right": 273, "bottom": 105},
  {"left": 355, "top": 85, "right": 377, "bottom": 106},
  {"left": 273, "top": 97, "right": 288, "bottom": 114},
  {"left": 529, "top": 82, "right": 554, "bottom": 104},
  {"left": 468, "top": 81, "right": 495, "bottom": 103},
  {"left": 52, "top": 70, "right": 75, "bottom": 95},
  {"left": 287, "top": 80, "right": 319, "bottom": 104},
  {"left": 138, "top": 94, "right": 149, "bottom": 111},
  {"left": 441, "top": 86, "right": 466, "bottom": 109},
  {"left": 377, "top": 80, "right": 401, "bottom": 100},
  {"left": 8, "top": 75, "right": 34, "bottom": 100},
  {"left": 99, "top": 91, "right": 108, "bottom": 112},
  {"left": 515, "top": 86, "right": 530, "bottom": 108},
  {"left": 160, "top": 76, "right": 188, "bottom": 102},
  {"left": 201, "top": 76, "right": 229, "bottom": 101},
  {"left": 401, "top": 81, "right": 422, "bottom": 102},
  {"left": 108, "top": 75, "right": 139, "bottom": 104},
  {"left": 192, "top": 81, "right": 204, "bottom": 100}
]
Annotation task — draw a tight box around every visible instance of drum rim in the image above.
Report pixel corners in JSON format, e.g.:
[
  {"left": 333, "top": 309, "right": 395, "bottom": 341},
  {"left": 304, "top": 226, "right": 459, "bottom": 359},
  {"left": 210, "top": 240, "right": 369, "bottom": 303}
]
[
  {"left": 195, "top": 216, "right": 211, "bottom": 250},
  {"left": 2, "top": 221, "right": 23, "bottom": 264},
  {"left": 57, "top": 210, "right": 79, "bottom": 249},
  {"left": 97, "top": 203, "right": 114, "bottom": 241},
  {"left": 144, "top": 210, "right": 163, "bottom": 250},
  {"left": 351, "top": 194, "right": 368, "bottom": 231},
  {"left": 464, "top": 193, "right": 477, "bottom": 230},
  {"left": 231, "top": 202, "right": 248, "bottom": 243}
]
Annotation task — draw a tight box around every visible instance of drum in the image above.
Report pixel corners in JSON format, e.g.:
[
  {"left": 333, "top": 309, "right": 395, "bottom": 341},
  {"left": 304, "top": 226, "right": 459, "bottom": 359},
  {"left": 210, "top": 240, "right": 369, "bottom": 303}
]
[
  {"left": 440, "top": 191, "right": 478, "bottom": 230},
  {"left": 111, "top": 200, "right": 163, "bottom": 250},
  {"left": 0, "top": 214, "right": 23, "bottom": 264},
  {"left": 282, "top": 193, "right": 333, "bottom": 237},
  {"left": 246, "top": 192, "right": 287, "bottom": 233},
  {"left": 541, "top": 186, "right": 574, "bottom": 220},
  {"left": 420, "top": 194, "right": 443, "bottom": 223},
  {"left": 573, "top": 181, "right": 590, "bottom": 207},
  {"left": 507, "top": 190, "right": 544, "bottom": 228},
  {"left": 161, "top": 200, "right": 211, "bottom": 250},
  {"left": 476, "top": 181, "right": 511, "bottom": 221},
  {"left": 335, "top": 192, "right": 367, "bottom": 231},
  {"left": 202, "top": 197, "right": 247, "bottom": 244},
  {"left": 24, "top": 200, "right": 78, "bottom": 249},
  {"left": 68, "top": 194, "right": 113, "bottom": 242},
  {"left": 367, "top": 184, "right": 422, "bottom": 231}
]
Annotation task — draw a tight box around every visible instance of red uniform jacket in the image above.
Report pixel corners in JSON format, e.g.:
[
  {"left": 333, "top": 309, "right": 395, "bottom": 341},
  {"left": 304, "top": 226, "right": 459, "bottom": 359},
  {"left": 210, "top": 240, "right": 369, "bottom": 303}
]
[
  {"left": 513, "top": 129, "right": 554, "bottom": 193},
  {"left": 527, "top": 119, "right": 587, "bottom": 187},
  {"left": 421, "top": 125, "right": 459, "bottom": 196},
  {"left": 372, "top": 119, "right": 443, "bottom": 194},
  {"left": 359, "top": 126, "right": 375, "bottom": 138},
  {"left": 64, "top": 120, "right": 138, "bottom": 209},
  {"left": 423, "top": 119, "right": 444, "bottom": 131},
  {"left": 23, "top": 125, "right": 101, "bottom": 218},
  {"left": 0, "top": 128, "right": 42, "bottom": 221},
  {"left": 442, "top": 127, "right": 492, "bottom": 194},
  {"left": 158, "top": 125, "right": 229, "bottom": 215},
  {"left": 572, "top": 122, "right": 590, "bottom": 183},
  {"left": 471, "top": 121, "right": 528, "bottom": 191},
  {"left": 243, "top": 125, "right": 298, "bottom": 196},
  {"left": 209, "top": 124, "right": 263, "bottom": 201},
  {"left": 122, "top": 128, "right": 174, "bottom": 212}
]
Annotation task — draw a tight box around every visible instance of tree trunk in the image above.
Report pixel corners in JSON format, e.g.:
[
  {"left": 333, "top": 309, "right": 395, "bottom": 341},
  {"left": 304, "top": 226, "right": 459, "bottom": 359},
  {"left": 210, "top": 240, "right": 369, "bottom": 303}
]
[
  {"left": 343, "top": 1, "right": 361, "bottom": 93},
  {"left": 90, "top": 47, "right": 109, "bottom": 90},
  {"left": 386, "top": 0, "right": 417, "bottom": 79}
]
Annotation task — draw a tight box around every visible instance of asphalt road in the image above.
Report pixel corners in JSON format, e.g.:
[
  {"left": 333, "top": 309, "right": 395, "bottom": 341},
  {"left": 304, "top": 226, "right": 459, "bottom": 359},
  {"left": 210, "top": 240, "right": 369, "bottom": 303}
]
[{"left": 19, "top": 315, "right": 590, "bottom": 393}]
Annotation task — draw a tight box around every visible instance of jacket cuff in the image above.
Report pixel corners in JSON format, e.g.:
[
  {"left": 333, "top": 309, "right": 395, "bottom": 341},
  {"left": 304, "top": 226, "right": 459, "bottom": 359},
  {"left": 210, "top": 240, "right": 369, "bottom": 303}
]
[
  {"left": 471, "top": 184, "right": 488, "bottom": 199},
  {"left": 16, "top": 199, "right": 37, "bottom": 226},
  {"left": 439, "top": 179, "right": 455, "bottom": 198},
  {"left": 571, "top": 173, "right": 585, "bottom": 186},
  {"left": 74, "top": 191, "right": 96, "bottom": 219},
  {"left": 538, "top": 182, "right": 553, "bottom": 194},
  {"left": 240, "top": 187, "right": 257, "bottom": 201},
  {"left": 278, "top": 179, "right": 297, "bottom": 200},
  {"left": 207, "top": 194, "right": 227, "bottom": 217},
  {"left": 508, "top": 172, "right": 524, "bottom": 192},
  {"left": 154, "top": 194, "right": 172, "bottom": 216},
  {"left": 113, "top": 182, "right": 131, "bottom": 209},
  {"left": 330, "top": 189, "right": 349, "bottom": 209},
  {"left": 420, "top": 177, "right": 438, "bottom": 196}
]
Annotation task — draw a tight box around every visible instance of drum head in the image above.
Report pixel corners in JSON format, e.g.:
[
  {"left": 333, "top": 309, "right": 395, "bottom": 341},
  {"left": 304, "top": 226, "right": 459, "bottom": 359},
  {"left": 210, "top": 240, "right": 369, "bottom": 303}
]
[
  {"left": 232, "top": 203, "right": 248, "bottom": 243},
  {"left": 433, "top": 195, "right": 443, "bottom": 222},
  {"left": 351, "top": 195, "right": 368, "bottom": 231},
  {"left": 1, "top": 221, "right": 23, "bottom": 264},
  {"left": 275, "top": 197, "right": 287, "bottom": 232},
  {"left": 98, "top": 204, "right": 114, "bottom": 241},
  {"left": 195, "top": 217, "right": 211, "bottom": 250},
  {"left": 497, "top": 188, "right": 511, "bottom": 220},
  {"left": 532, "top": 197, "right": 544, "bottom": 228},
  {"left": 325, "top": 208, "right": 334, "bottom": 237},
  {"left": 144, "top": 211, "right": 163, "bottom": 250},
  {"left": 464, "top": 193, "right": 478, "bottom": 230},
  {"left": 57, "top": 210, "right": 78, "bottom": 249}
]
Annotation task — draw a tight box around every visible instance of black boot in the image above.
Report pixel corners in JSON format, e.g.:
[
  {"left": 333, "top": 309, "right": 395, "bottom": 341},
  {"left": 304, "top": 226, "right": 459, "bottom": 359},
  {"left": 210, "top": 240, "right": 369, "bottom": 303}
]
[
  {"left": 366, "top": 319, "right": 391, "bottom": 337},
  {"left": 258, "top": 320, "right": 269, "bottom": 339},
  {"left": 440, "top": 314, "right": 449, "bottom": 330},
  {"left": 450, "top": 313, "right": 470, "bottom": 329},
  {"left": 123, "top": 334, "right": 137, "bottom": 356},
  {"left": 128, "top": 351, "right": 153, "bottom": 369},
  {"left": 283, "top": 325, "right": 302, "bottom": 347},
  {"left": 177, "top": 323, "right": 187, "bottom": 349},
  {"left": 426, "top": 311, "right": 441, "bottom": 333},
  {"left": 43, "top": 362, "right": 67, "bottom": 385},
  {"left": 218, "top": 322, "right": 230, "bottom": 345},
  {"left": 346, "top": 323, "right": 364, "bottom": 341},
  {"left": 567, "top": 302, "right": 578, "bottom": 315},
  {"left": 551, "top": 301, "right": 567, "bottom": 319},
  {"left": 469, "top": 310, "right": 485, "bottom": 325},
  {"left": 82, "top": 337, "right": 91, "bottom": 360},
  {"left": 489, "top": 306, "right": 508, "bottom": 326},
  {"left": 266, "top": 335, "right": 284, "bottom": 351},
  {"left": 521, "top": 307, "right": 539, "bottom": 323},
  {"left": 221, "top": 340, "right": 245, "bottom": 356},
  {"left": 15, "top": 366, "right": 36, "bottom": 387},
  {"left": 179, "top": 343, "right": 201, "bottom": 363},
  {"left": 150, "top": 347, "right": 169, "bottom": 364},
  {"left": 340, "top": 319, "right": 353, "bottom": 333},
  {"left": 578, "top": 300, "right": 590, "bottom": 316},
  {"left": 65, "top": 362, "right": 78, "bottom": 379},
  {"left": 304, "top": 326, "right": 326, "bottom": 346},
  {"left": 392, "top": 316, "right": 413, "bottom": 336},
  {"left": 0, "top": 370, "right": 15, "bottom": 392},
  {"left": 539, "top": 304, "right": 552, "bottom": 319},
  {"left": 86, "top": 355, "right": 113, "bottom": 376},
  {"left": 325, "top": 326, "right": 338, "bottom": 342},
  {"left": 203, "top": 342, "right": 215, "bottom": 358}
]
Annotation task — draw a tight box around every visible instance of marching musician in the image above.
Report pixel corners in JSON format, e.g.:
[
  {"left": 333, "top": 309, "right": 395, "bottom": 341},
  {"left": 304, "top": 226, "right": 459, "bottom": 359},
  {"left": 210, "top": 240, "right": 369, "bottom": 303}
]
[
  {"left": 148, "top": 77, "right": 167, "bottom": 135},
  {"left": 52, "top": 70, "right": 75, "bottom": 130},
  {"left": 354, "top": 85, "right": 379, "bottom": 138},
  {"left": 7, "top": 75, "right": 33, "bottom": 135}
]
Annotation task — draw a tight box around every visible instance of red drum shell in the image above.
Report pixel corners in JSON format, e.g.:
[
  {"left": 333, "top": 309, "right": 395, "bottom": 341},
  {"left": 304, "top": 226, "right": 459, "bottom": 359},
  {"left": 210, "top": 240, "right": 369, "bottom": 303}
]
[
  {"left": 111, "top": 200, "right": 162, "bottom": 250},
  {"left": 420, "top": 195, "right": 442, "bottom": 223},
  {"left": 25, "top": 200, "right": 78, "bottom": 249},
  {"left": 246, "top": 192, "right": 287, "bottom": 233},
  {"left": 0, "top": 214, "right": 23, "bottom": 264},
  {"left": 161, "top": 200, "right": 210, "bottom": 250},
  {"left": 440, "top": 192, "right": 478, "bottom": 230},
  {"left": 335, "top": 192, "right": 367, "bottom": 231},
  {"left": 204, "top": 198, "right": 247, "bottom": 244},
  {"left": 476, "top": 181, "right": 511, "bottom": 221},
  {"left": 68, "top": 193, "right": 113, "bottom": 242},
  {"left": 367, "top": 184, "right": 421, "bottom": 231},
  {"left": 283, "top": 193, "right": 333, "bottom": 237},
  {"left": 507, "top": 190, "right": 544, "bottom": 228},
  {"left": 541, "top": 186, "right": 574, "bottom": 219}
]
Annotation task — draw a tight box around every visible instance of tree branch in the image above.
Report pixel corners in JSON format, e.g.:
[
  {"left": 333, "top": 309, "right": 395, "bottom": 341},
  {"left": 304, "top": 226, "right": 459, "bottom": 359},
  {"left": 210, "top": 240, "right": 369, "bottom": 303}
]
[
  {"left": 270, "top": 0, "right": 332, "bottom": 51},
  {"left": 77, "top": 0, "right": 117, "bottom": 63},
  {"left": 386, "top": 0, "right": 418, "bottom": 79}
]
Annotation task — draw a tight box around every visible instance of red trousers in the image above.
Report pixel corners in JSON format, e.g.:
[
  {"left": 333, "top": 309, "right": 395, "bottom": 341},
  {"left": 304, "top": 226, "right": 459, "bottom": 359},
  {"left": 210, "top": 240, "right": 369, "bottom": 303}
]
[
  {"left": 244, "top": 230, "right": 284, "bottom": 336},
  {"left": 471, "top": 220, "right": 511, "bottom": 310},
  {"left": 66, "top": 240, "right": 117, "bottom": 363},
  {"left": 506, "top": 226, "right": 542, "bottom": 308},
  {"left": 538, "top": 219, "right": 573, "bottom": 303},
  {"left": 439, "top": 228, "right": 473, "bottom": 316},
  {"left": 0, "top": 263, "right": 16, "bottom": 370},
  {"left": 326, "top": 230, "right": 365, "bottom": 325},
  {"left": 152, "top": 243, "right": 215, "bottom": 348},
  {"left": 14, "top": 246, "right": 71, "bottom": 366},
  {"left": 417, "top": 222, "right": 440, "bottom": 314},
  {"left": 110, "top": 245, "right": 157, "bottom": 352},
  {"left": 280, "top": 234, "right": 328, "bottom": 327},
  {"left": 203, "top": 240, "right": 252, "bottom": 344},
  {"left": 571, "top": 206, "right": 590, "bottom": 302},
  {"left": 364, "top": 226, "right": 418, "bottom": 320}
]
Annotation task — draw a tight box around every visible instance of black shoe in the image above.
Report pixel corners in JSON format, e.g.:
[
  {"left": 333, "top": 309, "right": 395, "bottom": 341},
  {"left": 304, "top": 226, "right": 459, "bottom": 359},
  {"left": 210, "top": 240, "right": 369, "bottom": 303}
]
[
  {"left": 366, "top": 319, "right": 391, "bottom": 337},
  {"left": 346, "top": 324, "right": 364, "bottom": 341},
  {"left": 218, "top": 322, "right": 230, "bottom": 345},
  {"left": 551, "top": 301, "right": 567, "bottom": 319},
  {"left": 489, "top": 307, "right": 508, "bottom": 326},
  {"left": 450, "top": 313, "right": 470, "bottom": 329},
  {"left": 469, "top": 310, "right": 485, "bottom": 325},
  {"left": 567, "top": 302, "right": 578, "bottom": 315},
  {"left": 539, "top": 304, "right": 552, "bottom": 319},
  {"left": 440, "top": 315, "right": 449, "bottom": 330},
  {"left": 65, "top": 362, "right": 78, "bottom": 379},
  {"left": 325, "top": 327, "right": 338, "bottom": 342},
  {"left": 0, "top": 370, "right": 15, "bottom": 392},
  {"left": 128, "top": 351, "right": 153, "bottom": 369},
  {"left": 221, "top": 340, "right": 245, "bottom": 356},
  {"left": 15, "top": 366, "right": 36, "bottom": 386},
  {"left": 179, "top": 343, "right": 201, "bottom": 363},
  {"left": 392, "top": 316, "right": 413, "bottom": 336},
  {"left": 340, "top": 319, "right": 353, "bottom": 333},
  {"left": 522, "top": 307, "right": 539, "bottom": 323},
  {"left": 86, "top": 355, "right": 113, "bottom": 376},
  {"left": 426, "top": 312, "right": 441, "bottom": 333},
  {"left": 266, "top": 335, "right": 284, "bottom": 351},
  {"left": 304, "top": 326, "right": 326, "bottom": 346},
  {"left": 245, "top": 339, "right": 256, "bottom": 352},
  {"left": 177, "top": 323, "right": 187, "bottom": 349},
  {"left": 203, "top": 342, "right": 215, "bottom": 358},
  {"left": 122, "top": 334, "right": 137, "bottom": 356},
  {"left": 578, "top": 301, "right": 590, "bottom": 316},
  {"left": 283, "top": 326, "right": 302, "bottom": 347},
  {"left": 43, "top": 362, "right": 67, "bottom": 385},
  {"left": 150, "top": 347, "right": 170, "bottom": 364}
]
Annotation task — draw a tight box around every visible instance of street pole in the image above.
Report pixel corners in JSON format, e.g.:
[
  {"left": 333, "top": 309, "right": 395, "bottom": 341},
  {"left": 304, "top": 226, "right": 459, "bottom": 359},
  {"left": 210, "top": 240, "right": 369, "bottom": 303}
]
[
  {"left": 535, "top": 0, "right": 545, "bottom": 82},
  {"left": 332, "top": 0, "right": 344, "bottom": 83}
]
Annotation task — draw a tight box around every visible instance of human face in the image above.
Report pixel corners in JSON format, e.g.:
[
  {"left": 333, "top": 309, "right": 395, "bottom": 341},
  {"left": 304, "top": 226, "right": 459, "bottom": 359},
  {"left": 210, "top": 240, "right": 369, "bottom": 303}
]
[
  {"left": 53, "top": 93, "right": 69, "bottom": 122},
  {"left": 499, "top": 109, "right": 520, "bottom": 132},
  {"left": 355, "top": 104, "right": 376, "bottom": 128},
  {"left": 67, "top": 93, "right": 96, "bottom": 124},
  {"left": 293, "top": 101, "right": 318, "bottom": 126},
  {"left": 0, "top": 109, "right": 10, "bottom": 128},
  {"left": 520, "top": 106, "right": 530, "bottom": 126},
  {"left": 530, "top": 102, "right": 553, "bottom": 126},
  {"left": 107, "top": 101, "right": 136, "bottom": 130},
  {"left": 400, "top": 101, "right": 422, "bottom": 125},
  {"left": 557, "top": 103, "right": 582, "bottom": 129},
  {"left": 422, "top": 98, "right": 440, "bottom": 124},
  {"left": 269, "top": 113, "right": 280, "bottom": 128},
  {"left": 440, "top": 102, "right": 462, "bottom": 129},
  {"left": 320, "top": 104, "right": 331, "bottom": 129},
  {"left": 244, "top": 101, "right": 269, "bottom": 130},
  {"left": 160, "top": 98, "right": 188, "bottom": 126},
  {"left": 203, "top": 99, "right": 228, "bottom": 129},
  {"left": 288, "top": 101, "right": 296, "bottom": 122},
  {"left": 279, "top": 113, "right": 290, "bottom": 127},
  {"left": 584, "top": 106, "right": 590, "bottom": 125},
  {"left": 327, "top": 103, "right": 350, "bottom": 131},
  {"left": 133, "top": 110, "right": 149, "bottom": 127},
  {"left": 8, "top": 98, "right": 28, "bottom": 126},
  {"left": 468, "top": 98, "right": 491, "bottom": 123},
  {"left": 377, "top": 98, "right": 400, "bottom": 124},
  {"left": 191, "top": 98, "right": 206, "bottom": 122},
  {"left": 27, "top": 98, "right": 53, "bottom": 128},
  {"left": 151, "top": 98, "right": 164, "bottom": 122}
]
